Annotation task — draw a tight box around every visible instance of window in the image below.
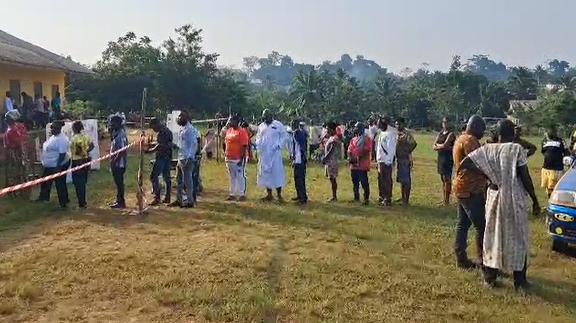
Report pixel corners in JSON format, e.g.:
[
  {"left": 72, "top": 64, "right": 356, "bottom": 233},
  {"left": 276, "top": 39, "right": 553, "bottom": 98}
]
[
  {"left": 33, "top": 82, "right": 43, "bottom": 99},
  {"left": 51, "top": 84, "right": 59, "bottom": 99},
  {"left": 9, "top": 80, "right": 21, "bottom": 105}
]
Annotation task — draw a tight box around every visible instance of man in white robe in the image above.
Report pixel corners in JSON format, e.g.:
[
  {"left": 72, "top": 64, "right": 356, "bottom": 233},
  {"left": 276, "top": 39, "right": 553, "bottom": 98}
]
[{"left": 255, "top": 109, "right": 287, "bottom": 202}]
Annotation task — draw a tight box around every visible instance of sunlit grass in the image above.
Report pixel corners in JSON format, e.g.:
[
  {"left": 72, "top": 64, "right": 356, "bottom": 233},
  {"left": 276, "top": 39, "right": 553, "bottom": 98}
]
[{"left": 0, "top": 134, "right": 575, "bottom": 322}]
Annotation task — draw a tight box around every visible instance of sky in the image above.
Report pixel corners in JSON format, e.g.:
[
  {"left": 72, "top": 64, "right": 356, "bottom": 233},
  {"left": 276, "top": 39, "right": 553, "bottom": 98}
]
[{"left": 3, "top": 0, "right": 576, "bottom": 73}]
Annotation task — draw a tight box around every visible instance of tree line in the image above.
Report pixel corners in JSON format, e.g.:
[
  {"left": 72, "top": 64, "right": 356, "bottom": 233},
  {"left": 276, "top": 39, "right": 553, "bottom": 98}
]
[{"left": 66, "top": 23, "right": 576, "bottom": 130}]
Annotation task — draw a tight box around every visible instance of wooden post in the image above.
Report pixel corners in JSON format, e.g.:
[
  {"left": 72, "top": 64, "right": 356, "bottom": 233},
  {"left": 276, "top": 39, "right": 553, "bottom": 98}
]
[{"left": 136, "top": 88, "right": 147, "bottom": 215}]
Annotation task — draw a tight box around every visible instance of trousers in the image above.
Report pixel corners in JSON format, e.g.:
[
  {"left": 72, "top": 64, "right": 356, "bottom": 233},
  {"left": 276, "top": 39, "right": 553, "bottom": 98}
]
[{"left": 226, "top": 160, "right": 247, "bottom": 197}]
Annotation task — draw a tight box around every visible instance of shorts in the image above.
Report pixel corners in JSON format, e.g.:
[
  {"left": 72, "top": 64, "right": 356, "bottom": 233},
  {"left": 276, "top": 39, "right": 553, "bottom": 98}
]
[
  {"left": 541, "top": 169, "right": 563, "bottom": 191},
  {"left": 437, "top": 157, "right": 453, "bottom": 178},
  {"left": 325, "top": 162, "right": 339, "bottom": 179},
  {"left": 396, "top": 158, "right": 412, "bottom": 185}
]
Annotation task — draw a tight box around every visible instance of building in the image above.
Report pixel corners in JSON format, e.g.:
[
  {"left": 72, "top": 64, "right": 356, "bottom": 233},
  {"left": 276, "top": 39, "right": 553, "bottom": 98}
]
[{"left": 0, "top": 29, "right": 94, "bottom": 106}]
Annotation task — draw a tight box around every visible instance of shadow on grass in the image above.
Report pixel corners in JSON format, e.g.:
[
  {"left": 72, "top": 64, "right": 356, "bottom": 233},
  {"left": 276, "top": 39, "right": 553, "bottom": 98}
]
[{"left": 529, "top": 276, "right": 576, "bottom": 312}]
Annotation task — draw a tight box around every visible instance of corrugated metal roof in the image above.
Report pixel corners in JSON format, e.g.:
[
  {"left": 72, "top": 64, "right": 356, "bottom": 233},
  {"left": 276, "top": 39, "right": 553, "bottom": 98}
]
[{"left": 0, "top": 29, "right": 94, "bottom": 74}]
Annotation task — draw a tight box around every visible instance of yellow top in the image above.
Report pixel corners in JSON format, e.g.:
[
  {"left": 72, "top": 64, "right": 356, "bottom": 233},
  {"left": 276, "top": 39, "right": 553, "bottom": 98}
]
[{"left": 70, "top": 133, "right": 92, "bottom": 160}]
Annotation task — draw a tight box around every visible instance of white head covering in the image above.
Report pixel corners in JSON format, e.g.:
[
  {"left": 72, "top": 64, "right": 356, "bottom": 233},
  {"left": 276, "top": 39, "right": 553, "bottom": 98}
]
[{"left": 5, "top": 110, "right": 20, "bottom": 122}]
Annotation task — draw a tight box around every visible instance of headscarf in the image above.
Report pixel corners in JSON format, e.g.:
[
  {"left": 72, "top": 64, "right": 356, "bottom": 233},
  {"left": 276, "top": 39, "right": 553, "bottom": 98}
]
[{"left": 5, "top": 110, "right": 20, "bottom": 122}]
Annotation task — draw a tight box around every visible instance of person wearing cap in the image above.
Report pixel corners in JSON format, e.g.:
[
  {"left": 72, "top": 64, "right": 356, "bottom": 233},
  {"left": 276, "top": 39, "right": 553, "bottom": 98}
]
[
  {"left": 147, "top": 117, "right": 173, "bottom": 205},
  {"left": 255, "top": 109, "right": 287, "bottom": 202},
  {"left": 70, "top": 121, "right": 94, "bottom": 208},
  {"left": 38, "top": 120, "right": 71, "bottom": 208},
  {"left": 348, "top": 122, "right": 373, "bottom": 205},
  {"left": 109, "top": 115, "right": 128, "bottom": 209},
  {"left": 2, "top": 110, "right": 28, "bottom": 197}
]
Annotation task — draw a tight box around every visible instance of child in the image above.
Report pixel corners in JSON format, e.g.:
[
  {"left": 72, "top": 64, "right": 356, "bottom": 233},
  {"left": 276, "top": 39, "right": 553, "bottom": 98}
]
[
  {"left": 70, "top": 121, "right": 94, "bottom": 208},
  {"left": 322, "top": 122, "right": 342, "bottom": 202}
]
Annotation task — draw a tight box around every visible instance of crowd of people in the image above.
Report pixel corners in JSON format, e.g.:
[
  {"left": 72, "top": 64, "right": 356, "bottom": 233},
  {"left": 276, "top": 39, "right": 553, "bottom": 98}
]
[
  {"left": 6, "top": 106, "right": 576, "bottom": 293},
  {"left": 1, "top": 90, "right": 64, "bottom": 133}
]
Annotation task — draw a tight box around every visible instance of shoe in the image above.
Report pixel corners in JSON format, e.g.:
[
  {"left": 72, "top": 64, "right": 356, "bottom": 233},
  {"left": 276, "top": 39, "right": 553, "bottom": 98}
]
[
  {"left": 226, "top": 196, "right": 236, "bottom": 201},
  {"left": 291, "top": 197, "right": 299, "bottom": 201},
  {"left": 297, "top": 199, "right": 308, "bottom": 205},
  {"left": 110, "top": 202, "right": 126, "bottom": 209},
  {"left": 457, "top": 260, "right": 478, "bottom": 270},
  {"left": 168, "top": 201, "right": 182, "bottom": 207},
  {"left": 362, "top": 200, "right": 369, "bottom": 205},
  {"left": 514, "top": 280, "right": 531, "bottom": 293},
  {"left": 238, "top": 196, "right": 247, "bottom": 202}
]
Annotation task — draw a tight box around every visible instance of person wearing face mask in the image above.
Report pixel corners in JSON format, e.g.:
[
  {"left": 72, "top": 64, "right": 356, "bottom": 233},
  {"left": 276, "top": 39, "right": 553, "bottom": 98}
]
[
  {"left": 37, "top": 120, "right": 71, "bottom": 208},
  {"left": 109, "top": 116, "right": 128, "bottom": 209},
  {"left": 170, "top": 111, "right": 199, "bottom": 208},
  {"left": 255, "top": 109, "right": 287, "bottom": 202},
  {"left": 70, "top": 121, "right": 94, "bottom": 209}
]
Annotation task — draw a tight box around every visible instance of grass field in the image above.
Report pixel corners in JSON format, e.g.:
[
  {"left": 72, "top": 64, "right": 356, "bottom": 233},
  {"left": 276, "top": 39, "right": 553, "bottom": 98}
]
[{"left": 1, "top": 133, "right": 576, "bottom": 323}]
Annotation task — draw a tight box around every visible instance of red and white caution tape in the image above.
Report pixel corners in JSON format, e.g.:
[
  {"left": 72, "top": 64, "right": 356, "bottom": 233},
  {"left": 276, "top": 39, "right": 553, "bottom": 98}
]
[{"left": 0, "top": 140, "right": 140, "bottom": 197}]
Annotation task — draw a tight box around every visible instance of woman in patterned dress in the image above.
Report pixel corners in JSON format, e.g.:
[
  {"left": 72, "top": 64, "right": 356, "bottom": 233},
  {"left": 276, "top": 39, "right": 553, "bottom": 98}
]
[
  {"left": 458, "top": 119, "right": 540, "bottom": 291},
  {"left": 322, "top": 122, "right": 342, "bottom": 202},
  {"left": 2, "top": 110, "right": 29, "bottom": 198}
]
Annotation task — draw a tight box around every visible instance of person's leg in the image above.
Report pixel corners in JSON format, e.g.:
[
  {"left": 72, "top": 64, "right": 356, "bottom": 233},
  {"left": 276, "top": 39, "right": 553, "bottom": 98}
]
[
  {"left": 238, "top": 164, "right": 247, "bottom": 200},
  {"left": 207, "top": 151, "right": 213, "bottom": 159},
  {"left": 184, "top": 160, "right": 195, "bottom": 207},
  {"left": 150, "top": 160, "right": 162, "bottom": 203},
  {"left": 454, "top": 198, "right": 474, "bottom": 268},
  {"left": 329, "top": 177, "right": 338, "bottom": 201},
  {"left": 294, "top": 163, "right": 306, "bottom": 202},
  {"left": 72, "top": 161, "right": 86, "bottom": 208},
  {"left": 377, "top": 163, "right": 385, "bottom": 202},
  {"left": 173, "top": 166, "right": 184, "bottom": 205},
  {"left": 191, "top": 161, "right": 199, "bottom": 204},
  {"left": 111, "top": 167, "right": 126, "bottom": 207},
  {"left": 226, "top": 161, "right": 238, "bottom": 199},
  {"left": 513, "top": 257, "right": 529, "bottom": 290},
  {"left": 292, "top": 164, "right": 300, "bottom": 200},
  {"left": 161, "top": 159, "right": 172, "bottom": 203},
  {"left": 385, "top": 164, "right": 393, "bottom": 204},
  {"left": 54, "top": 161, "right": 70, "bottom": 208},
  {"left": 360, "top": 170, "right": 370, "bottom": 204},
  {"left": 351, "top": 170, "right": 360, "bottom": 201},
  {"left": 276, "top": 187, "right": 283, "bottom": 201},
  {"left": 38, "top": 167, "right": 55, "bottom": 201},
  {"left": 483, "top": 266, "right": 499, "bottom": 287},
  {"left": 301, "top": 163, "right": 308, "bottom": 202},
  {"left": 263, "top": 188, "right": 273, "bottom": 201},
  {"left": 465, "top": 193, "right": 487, "bottom": 266},
  {"left": 441, "top": 175, "right": 452, "bottom": 206}
]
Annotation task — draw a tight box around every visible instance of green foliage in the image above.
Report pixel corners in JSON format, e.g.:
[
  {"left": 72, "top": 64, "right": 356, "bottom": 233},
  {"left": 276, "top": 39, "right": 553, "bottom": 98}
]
[{"left": 67, "top": 23, "right": 576, "bottom": 128}]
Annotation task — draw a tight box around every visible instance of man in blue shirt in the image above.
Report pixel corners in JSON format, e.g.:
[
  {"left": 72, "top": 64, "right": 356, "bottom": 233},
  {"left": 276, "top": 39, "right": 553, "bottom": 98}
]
[
  {"left": 109, "top": 115, "right": 128, "bottom": 209},
  {"left": 289, "top": 119, "right": 308, "bottom": 204},
  {"left": 170, "top": 111, "right": 199, "bottom": 208}
]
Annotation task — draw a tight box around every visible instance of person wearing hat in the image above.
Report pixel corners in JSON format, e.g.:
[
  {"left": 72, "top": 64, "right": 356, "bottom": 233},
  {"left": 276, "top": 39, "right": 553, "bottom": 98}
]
[
  {"left": 347, "top": 121, "right": 373, "bottom": 205},
  {"left": 147, "top": 117, "right": 173, "bottom": 206},
  {"left": 255, "top": 109, "right": 287, "bottom": 202},
  {"left": 37, "top": 120, "right": 71, "bottom": 208},
  {"left": 2, "top": 110, "right": 29, "bottom": 196}
]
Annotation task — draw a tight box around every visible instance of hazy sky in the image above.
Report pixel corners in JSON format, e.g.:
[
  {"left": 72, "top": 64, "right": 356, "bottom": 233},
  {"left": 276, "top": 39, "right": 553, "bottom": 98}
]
[{"left": 4, "top": 0, "right": 575, "bottom": 73}]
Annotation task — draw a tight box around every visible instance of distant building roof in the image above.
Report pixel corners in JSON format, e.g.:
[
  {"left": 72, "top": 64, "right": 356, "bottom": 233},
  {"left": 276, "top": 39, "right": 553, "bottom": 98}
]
[{"left": 0, "top": 29, "right": 94, "bottom": 74}]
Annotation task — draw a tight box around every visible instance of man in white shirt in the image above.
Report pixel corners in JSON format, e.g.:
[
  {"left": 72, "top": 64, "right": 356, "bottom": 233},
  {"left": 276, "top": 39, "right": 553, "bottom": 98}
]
[
  {"left": 1, "top": 91, "right": 14, "bottom": 133},
  {"left": 376, "top": 116, "right": 397, "bottom": 206},
  {"left": 38, "top": 120, "right": 71, "bottom": 208},
  {"left": 368, "top": 119, "right": 379, "bottom": 161}
]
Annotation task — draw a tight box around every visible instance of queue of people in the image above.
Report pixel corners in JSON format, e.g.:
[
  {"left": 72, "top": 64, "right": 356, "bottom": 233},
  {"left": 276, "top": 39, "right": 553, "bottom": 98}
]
[{"left": 1, "top": 91, "right": 64, "bottom": 133}]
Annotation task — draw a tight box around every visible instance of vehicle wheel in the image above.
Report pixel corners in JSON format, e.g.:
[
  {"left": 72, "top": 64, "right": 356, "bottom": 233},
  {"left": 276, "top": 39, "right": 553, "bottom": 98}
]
[{"left": 552, "top": 239, "right": 568, "bottom": 253}]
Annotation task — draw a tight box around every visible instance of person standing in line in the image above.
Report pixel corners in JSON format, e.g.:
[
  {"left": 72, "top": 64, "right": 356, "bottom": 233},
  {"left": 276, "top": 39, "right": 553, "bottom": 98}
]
[
  {"left": 2, "top": 110, "right": 29, "bottom": 197},
  {"left": 394, "top": 117, "right": 417, "bottom": 205},
  {"left": 433, "top": 117, "right": 456, "bottom": 206},
  {"left": 70, "top": 121, "right": 94, "bottom": 209},
  {"left": 452, "top": 115, "right": 487, "bottom": 270},
  {"left": 322, "top": 121, "right": 342, "bottom": 202},
  {"left": 170, "top": 111, "right": 198, "bottom": 208},
  {"left": 109, "top": 116, "right": 128, "bottom": 209},
  {"left": 203, "top": 123, "right": 217, "bottom": 159},
  {"left": 348, "top": 122, "right": 373, "bottom": 205},
  {"left": 289, "top": 118, "right": 308, "bottom": 204},
  {"left": 368, "top": 118, "right": 379, "bottom": 161},
  {"left": 376, "top": 116, "right": 397, "bottom": 206},
  {"left": 308, "top": 120, "right": 322, "bottom": 161},
  {"left": 255, "top": 109, "right": 287, "bottom": 202},
  {"left": 458, "top": 119, "right": 539, "bottom": 291},
  {"left": 20, "top": 92, "right": 34, "bottom": 130},
  {"left": 147, "top": 118, "right": 173, "bottom": 206},
  {"left": 224, "top": 115, "right": 250, "bottom": 201},
  {"left": 540, "top": 125, "right": 570, "bottom": 198},
  {"left": 37, "top": 120, "right": 70, "bottom": 208}
]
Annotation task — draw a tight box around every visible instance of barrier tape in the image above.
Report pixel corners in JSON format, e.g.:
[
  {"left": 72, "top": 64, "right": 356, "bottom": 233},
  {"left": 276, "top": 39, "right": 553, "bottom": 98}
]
[{"left": 0, "top": 138, "right": 142, "bottom": 197}]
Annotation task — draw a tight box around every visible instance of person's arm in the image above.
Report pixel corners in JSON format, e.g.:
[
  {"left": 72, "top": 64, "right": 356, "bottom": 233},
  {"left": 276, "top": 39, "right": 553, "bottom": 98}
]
[
  {"left": 432, "top": 133, "right": 442, "bottom": 150},
  {"left": 87, "top": 140, "right": 95, "bottom": 153},
  {"left": 57, "top": 138, "right": 68, "bottom": 166},
  {"left": 437, "top": 132, "right": 456, "bottom": 150},
  {"left": 518, "top": 164, "right": 540, "bottom": 215},
  {"left": 523, "top": 139, "right": 536, "bottom": 157}
]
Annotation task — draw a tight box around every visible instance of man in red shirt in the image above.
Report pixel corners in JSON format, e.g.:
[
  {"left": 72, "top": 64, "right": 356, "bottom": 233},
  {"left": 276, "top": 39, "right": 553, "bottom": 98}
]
[{"left": 347, "top": 122, "right": 373, "bottom": 205}]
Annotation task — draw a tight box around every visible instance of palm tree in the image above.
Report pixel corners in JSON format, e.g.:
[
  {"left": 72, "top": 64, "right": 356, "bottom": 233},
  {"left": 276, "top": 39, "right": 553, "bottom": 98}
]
[{"left": 290, "top": 69, "right": 325, "bottom": 117}]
